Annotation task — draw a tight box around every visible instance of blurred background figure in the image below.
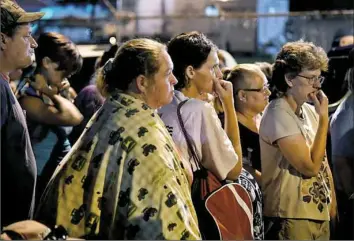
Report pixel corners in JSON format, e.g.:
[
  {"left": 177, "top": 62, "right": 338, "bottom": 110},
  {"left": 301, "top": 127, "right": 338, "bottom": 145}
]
[
  {"left": 330, "top": 28, "right": 354, "bottom": 49},
  {"left": 18, "top": 32, "right": 83, "bottom": 201},
  {"left": 330, "top": 47, "right": 354, "bottom": 240},
  {"left": 217, "top": 49, "right": 237, "bottom": 69},
  {"left": 68, "top": 44, "right": 118, "bottom": 145}
]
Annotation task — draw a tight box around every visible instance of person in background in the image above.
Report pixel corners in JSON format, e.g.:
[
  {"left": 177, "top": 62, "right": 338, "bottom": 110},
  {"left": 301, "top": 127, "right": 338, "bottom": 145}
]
[
  {"left": 331, "top": 29, "right": 354, "bottom": 49},
  {"left": 222, "top": 64, "right": 271, "bottom": 239},
  {"left": 18, "top": 32, "right": 83, "bottom": 201},
  {"left": 35, "top": 38, "right": 201, "bottom": 240},
  {"left": 217, "top": 49, "right": 237, "bottom": 70},
  {"left": 260, "top": 40, "right": 336, "bottom": 240},
  {"left": 223, "top": 64, "right": 270, "bottom": 182},
  {"left": 68, "top": 44, "right": 119, "bottom": 145},
  {"left": 0, "top": 0, "right": 44, "bottom": 227},
  {"left": 330, "top": 47, "right": 354, "bottom": 240}
]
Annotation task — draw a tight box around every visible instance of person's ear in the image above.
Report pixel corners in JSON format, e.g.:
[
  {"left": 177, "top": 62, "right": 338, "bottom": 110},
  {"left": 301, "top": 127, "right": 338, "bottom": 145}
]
[
  {"left": 185, "top": 65, "right": 195, "bottom": 80},
  {"left": 135, "top": 74, "right": 149, "bottom": 94},
  {"left": 0, "top": 33, "right": 8, "bottom": 50},
  {"left": 284, "top": 74, "right": 294, "bottom": 88},
  {"left": 42, "top": 57, "right": 52, "bottom": 70},
  {"left": 237, "top": 90, "right": 247, "bottom": 102}
]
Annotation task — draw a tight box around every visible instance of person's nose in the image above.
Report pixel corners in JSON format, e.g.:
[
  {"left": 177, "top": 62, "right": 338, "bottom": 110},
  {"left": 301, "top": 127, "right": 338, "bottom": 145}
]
[
  {"left": 170, "top": 74, "right": 178, "bottom": 86},
  {"left": 265, "top": 87, "right": 271, "bottom": 96},
  {"left": 30, "top": 36, "right": 38, "bottom": 48},
  {"left": 313, "top": 80, "right": 322, "bottom": 89}
]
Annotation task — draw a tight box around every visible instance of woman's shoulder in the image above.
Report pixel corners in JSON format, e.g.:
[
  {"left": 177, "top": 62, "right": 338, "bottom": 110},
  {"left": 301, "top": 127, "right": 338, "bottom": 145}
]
[{"left": 159, "top": 92, "right": 207, "bottom": 115}]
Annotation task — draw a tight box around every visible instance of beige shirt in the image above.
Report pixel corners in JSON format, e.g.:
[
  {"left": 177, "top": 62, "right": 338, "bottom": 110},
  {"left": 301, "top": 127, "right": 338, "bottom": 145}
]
[
  {"left": 35, "top": 92, "right": 201, "bottom": 240},
  {"left": 259, "top": 98, "right": 332, "bottom": 221}
]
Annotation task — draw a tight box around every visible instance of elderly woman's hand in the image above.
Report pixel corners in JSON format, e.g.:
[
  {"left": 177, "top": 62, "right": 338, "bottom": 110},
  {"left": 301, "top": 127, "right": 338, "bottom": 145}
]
[
  {"left": 1, "top": 220, "right": 51, "bottom": 240},
  {"left": 309, "top": 90, "right": 328, "bottom": 119}
]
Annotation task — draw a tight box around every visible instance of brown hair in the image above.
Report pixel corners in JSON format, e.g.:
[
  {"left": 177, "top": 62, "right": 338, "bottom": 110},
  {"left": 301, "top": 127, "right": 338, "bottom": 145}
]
[
  {"left": 272, "top": 40, "right": 328, "bottom": 95},
  {"left": 96, "top": 38, "right": 166, "bottom": 96},
  {"left": 35, "top": 32, "right": 83, "bottom": 78},
  {"left": 254, "top": 62, "right": 273, "bottom": 82},
  {"left": 167, "top": 31, "right": 217, "bottom": 90}
]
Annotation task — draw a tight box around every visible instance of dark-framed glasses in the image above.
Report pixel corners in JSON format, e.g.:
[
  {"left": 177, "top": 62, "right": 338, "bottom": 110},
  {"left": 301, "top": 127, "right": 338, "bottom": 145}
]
[
  {"left": 297, "top": 74, "right": 325, "bottom": 85},
  {"left": 241, "top": 84, "right": 270, "bottom": 94}
]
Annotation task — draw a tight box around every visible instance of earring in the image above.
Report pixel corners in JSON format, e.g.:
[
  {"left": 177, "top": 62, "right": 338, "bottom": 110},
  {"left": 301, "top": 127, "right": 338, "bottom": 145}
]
[{"left": 240, "top": 97, "right": 246, "bottom": 102}]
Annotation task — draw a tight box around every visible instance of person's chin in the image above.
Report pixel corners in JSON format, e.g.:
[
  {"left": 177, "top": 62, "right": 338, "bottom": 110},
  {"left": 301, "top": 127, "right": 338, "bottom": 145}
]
[
  {"left": 164, "top": 94, "right": 174, "bottom": 106},
  {"left": 20, "top": 58, "right": 33, "bottom": 69}
]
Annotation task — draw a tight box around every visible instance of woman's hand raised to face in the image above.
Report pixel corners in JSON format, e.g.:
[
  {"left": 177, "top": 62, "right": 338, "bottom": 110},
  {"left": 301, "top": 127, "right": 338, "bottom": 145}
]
[
  {"left": 30, "top": 74, "right": 58, "bottom": 96},
  {"left": 309, "top": 90, "right": 328, "bottom": 119},
  {"left": 213, "top": 78, "right": 234, "bottom": 106}
]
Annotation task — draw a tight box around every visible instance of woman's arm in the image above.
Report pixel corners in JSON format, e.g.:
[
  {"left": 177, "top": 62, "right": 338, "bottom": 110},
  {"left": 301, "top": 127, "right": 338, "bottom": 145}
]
[
  {"left": 19, "top": 75, "right": 83, "bottom": 126},
  {"left": 213, "top": 78, "right": 242, "bottom": 180}
]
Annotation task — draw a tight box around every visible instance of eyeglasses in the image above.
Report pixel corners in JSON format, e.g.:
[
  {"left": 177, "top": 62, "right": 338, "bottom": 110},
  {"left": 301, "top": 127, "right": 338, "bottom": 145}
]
[
  {"left": 240, "top": 84, "right": 270, "bottom": 94},
  {"left": 296, "top": 74, "right": 325, "bottom": 85}
]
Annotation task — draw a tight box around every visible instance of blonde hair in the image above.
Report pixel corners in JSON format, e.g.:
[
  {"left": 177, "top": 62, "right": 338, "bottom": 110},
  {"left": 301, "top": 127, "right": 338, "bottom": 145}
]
[
  {"left": 96, "top": 38, "right": 166, "bottom": 96},
  {"left": 223, "top": 64, "right": 264, "bottom": 92}
]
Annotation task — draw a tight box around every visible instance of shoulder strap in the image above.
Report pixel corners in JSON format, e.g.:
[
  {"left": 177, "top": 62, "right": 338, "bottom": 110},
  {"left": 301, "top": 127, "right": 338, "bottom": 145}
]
[{"left": 177, "top": 99, "right": 201, "bottom": 170}]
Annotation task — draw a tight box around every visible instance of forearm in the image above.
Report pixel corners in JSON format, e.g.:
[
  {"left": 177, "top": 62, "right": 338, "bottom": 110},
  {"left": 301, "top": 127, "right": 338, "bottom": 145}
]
[
  {"left": 44, "top": 90, "right": 83, "bottom": 125},
  {"left": 222, "top": 99, "right": 242, "bottom": 159},
  {"left": 244, "top": 165, "right": 262, "bottom": 184},
  {"left": 309, "top": 117, "right": 329, "bottom": 175}
]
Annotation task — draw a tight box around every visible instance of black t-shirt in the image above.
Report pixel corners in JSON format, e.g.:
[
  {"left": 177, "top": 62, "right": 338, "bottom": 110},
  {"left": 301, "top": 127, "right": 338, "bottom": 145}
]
[
  {"left": 238, "top": 122, "right": 262, "bottom": 172},
  {"left": 0, "top": 77, "right": 37, "bottom": 226}
]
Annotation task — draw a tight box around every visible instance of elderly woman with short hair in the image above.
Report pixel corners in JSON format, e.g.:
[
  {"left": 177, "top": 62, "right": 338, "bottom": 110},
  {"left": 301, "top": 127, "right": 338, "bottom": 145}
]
[{"left": 260, "top": 40, "right": 336, "bottom": 240}]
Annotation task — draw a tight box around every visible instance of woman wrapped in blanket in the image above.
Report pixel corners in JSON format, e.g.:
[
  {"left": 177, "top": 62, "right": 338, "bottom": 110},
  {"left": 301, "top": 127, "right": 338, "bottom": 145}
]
[{"left": 35, "top": 38, "right": 201, "bottom": 240}]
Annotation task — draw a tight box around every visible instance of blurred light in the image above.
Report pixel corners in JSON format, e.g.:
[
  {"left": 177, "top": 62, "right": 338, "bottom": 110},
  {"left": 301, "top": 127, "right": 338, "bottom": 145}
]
[
  {"left": 109, "top": 37, "right": 117, "bottom": 45},
  {"left": 39, "top": 7, "right": 54, "bottom": 19},
  {"left": 205, "top": 5, "right": 219, "bottom": 17}
]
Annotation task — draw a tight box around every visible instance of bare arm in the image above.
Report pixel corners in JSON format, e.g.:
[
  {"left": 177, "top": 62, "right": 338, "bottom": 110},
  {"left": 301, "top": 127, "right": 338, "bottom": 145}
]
[
  {"left": 223, "top": 100, "right": 243, "bottom": 179},
  {"left": 277, "top": 117, "right": 328, "bottom": 177},
  {"left": 244, "top": 165, "right": 262, "bottom": 184},
  {"left": 277, "top": 91, "right": 329, "bottom": 177},
  {"left": 20, "top": 93, "right": 83, "bottom": 126},
  {"left": 214, "top": 79, "right": 242, "bottom": 180}
]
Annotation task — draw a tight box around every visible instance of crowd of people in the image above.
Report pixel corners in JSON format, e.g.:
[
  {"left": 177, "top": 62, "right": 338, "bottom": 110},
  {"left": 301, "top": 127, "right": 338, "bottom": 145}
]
[{"left": 1, "top": 0, "right": 353, "bottom": 240}]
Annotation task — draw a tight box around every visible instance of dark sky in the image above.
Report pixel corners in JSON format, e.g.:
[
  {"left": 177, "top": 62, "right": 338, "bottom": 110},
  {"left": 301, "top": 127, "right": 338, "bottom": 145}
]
[{"left": 290, "top": 0, "right": 354, "bottom": 11}]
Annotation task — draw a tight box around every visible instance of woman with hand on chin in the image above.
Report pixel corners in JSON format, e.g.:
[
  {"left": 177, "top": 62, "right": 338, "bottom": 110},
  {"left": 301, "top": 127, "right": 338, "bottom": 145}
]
[
  {"left": 260, "top": 40, "right": 336, "bottom": 240},
  {"left": 159, "top": 31, "right": 242, "bottom": 186}
]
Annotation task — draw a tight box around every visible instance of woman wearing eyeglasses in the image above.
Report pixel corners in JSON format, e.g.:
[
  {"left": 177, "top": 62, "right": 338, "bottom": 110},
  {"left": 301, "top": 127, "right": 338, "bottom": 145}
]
[
  {"left": 223, "top": 64, "right": 271, "bottom": 184},
  {"left": 259, "top": 40, "right": 337, "bottom": 240},
  {"left": 221, "top": 64, "right": 271, "bottom": 240}
]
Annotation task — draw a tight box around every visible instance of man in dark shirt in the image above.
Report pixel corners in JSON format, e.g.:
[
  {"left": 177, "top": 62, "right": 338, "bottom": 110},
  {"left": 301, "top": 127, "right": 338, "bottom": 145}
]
[{"left": 0, "top": 0, "right": 44, "bottom": 227}]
